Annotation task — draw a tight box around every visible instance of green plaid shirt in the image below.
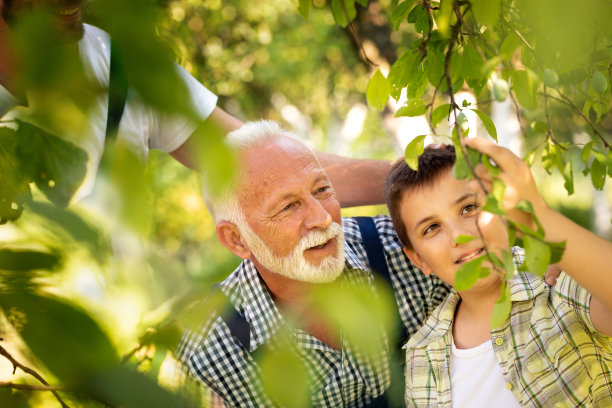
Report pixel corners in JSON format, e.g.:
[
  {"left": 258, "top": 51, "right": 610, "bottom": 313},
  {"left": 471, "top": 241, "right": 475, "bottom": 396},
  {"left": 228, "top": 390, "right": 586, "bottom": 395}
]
[{"left": 404, "top": 271, "right": 612, "bottom": 407}]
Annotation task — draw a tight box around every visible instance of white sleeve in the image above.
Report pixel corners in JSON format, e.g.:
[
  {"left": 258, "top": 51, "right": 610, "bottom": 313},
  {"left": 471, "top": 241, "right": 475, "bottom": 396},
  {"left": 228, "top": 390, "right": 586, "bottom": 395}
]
[
  {"left": 0, "top": 84, "right": 20, "bottom": 118},
  {"left": 148, "top": 64, "right": 218, "bottom": 153}
]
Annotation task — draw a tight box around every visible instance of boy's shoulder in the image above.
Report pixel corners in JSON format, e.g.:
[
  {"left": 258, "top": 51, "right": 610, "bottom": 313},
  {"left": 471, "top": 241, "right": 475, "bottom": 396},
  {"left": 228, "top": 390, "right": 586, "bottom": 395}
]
[{"left": 404, "top": 291, "right": 460, "bottom": 350}]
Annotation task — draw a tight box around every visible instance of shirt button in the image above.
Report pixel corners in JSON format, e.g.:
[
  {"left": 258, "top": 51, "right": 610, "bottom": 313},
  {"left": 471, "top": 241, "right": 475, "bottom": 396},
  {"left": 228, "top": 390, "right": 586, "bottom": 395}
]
[
  {"left": 495, "top": 338, "right": 504, "bottom": 346},
  {"left": 505, "top": 382, "right": 513, "bottom": 391}
]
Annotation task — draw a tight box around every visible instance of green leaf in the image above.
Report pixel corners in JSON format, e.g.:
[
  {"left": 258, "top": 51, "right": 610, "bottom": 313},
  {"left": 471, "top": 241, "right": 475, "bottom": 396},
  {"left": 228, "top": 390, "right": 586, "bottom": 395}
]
[
  {"left": 590, "top": 158, "right": 606, "bottom": 190},
  {"left": 391, "top": 0, "right": 415, "bottom": 30},
  {"left": 591, "top": 71, "right": 608, "bottom": 93},
  {"left": 436, "top": 0, "right": 453, "bottom": 37},
  {"left": 502, "top": 249, "right": 515, "bottom": 280},
  {"left": 482, "top": 153, "right": 501, "bottom": 176},
  {"left": 426, "top": 47, "right": 445, "bottom": 88},
  {"left": 548, "top": 240, "right": 566, "bottom": 265},
  {"left": 592, "top": 149, "right": 612, "bottom": 167},
  {"left": 388, "top": 51, "right": 419, "bottom": 100},
  {"left": 491, "top": 281, "right": 511, "bottom": 328},
  {"left": 15, "top": 120, "right": 88, "bottom": 208},
  {"left": 523, "top": 235, "right": 551, "bottom": 277},
  {"left": 0, "top": 249, "right": 61, "bottom": 271},
  {"left": 456, "top": 234, "right": 477, "bottom": 244},
  {"left": 455, "top": 256, "right": 485, "bottom": 291},
  {"left": 404, "top": 135, "right": 427, "bottom": 170},
  {"left": 409, "top": 3, "right": 431, "bottom": 34},
  {"left": 432, "top": 104, "right": 452, "bottom": 127},
  {"left": 0, "top": 127, "right": 32, "bottom": 224},
  {"left": 562, "top": 159, "right": 574, "bottom": 195},
  {"left": 298, "top": 0, "right": 311, "bottom": 18},
  {"left": 512, "top": 69, "right": 540, "bottom": 111},
  {"left": 396, "top": 98, "right": 428, "bottom": 117},
  {"left": 481, "top": 56, "right": 503, "bottom": 78},
  {"left": 542, "top": 68, "right": 559, "bottom": 88},
  {"left": 331, "top": 0, "right": 356, "bottom": 27},
  {"left": 366, "top": 70, "right": 391, "bottom": 111},
  {"left": 0, "top": 293, "right": 119, "bottom": 383},
  {"left": 471, "top": 109, "right": 498, "bottom": 142},
  {"left": 461, "top": 43, "right": 484, "bottom": 81},
  {"left": 471, "top": 0, "right": 501, "bottom": 29}
]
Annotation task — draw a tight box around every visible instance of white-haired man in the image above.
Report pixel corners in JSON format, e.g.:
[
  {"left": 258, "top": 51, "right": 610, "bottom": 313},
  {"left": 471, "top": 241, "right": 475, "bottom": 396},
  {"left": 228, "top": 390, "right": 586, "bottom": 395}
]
[{"left": 177, "top": 120, "right": 450, "bottom": 407}]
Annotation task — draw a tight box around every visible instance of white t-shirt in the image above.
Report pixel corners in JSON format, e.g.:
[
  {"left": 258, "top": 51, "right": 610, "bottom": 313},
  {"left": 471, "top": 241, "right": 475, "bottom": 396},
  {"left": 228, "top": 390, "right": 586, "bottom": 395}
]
[
  {"left": 0, "top": 24, "right": 218, "bottom": 202},
  {"left": 450, "top": 338, "right": 521, "bottom": 408}
]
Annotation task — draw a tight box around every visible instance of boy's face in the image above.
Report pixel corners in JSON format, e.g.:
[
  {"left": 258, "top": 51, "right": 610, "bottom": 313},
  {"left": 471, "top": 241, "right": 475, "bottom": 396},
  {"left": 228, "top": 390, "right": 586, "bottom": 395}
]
[{"left": 400, "top": 169, "right": 509, "bottom": 292}]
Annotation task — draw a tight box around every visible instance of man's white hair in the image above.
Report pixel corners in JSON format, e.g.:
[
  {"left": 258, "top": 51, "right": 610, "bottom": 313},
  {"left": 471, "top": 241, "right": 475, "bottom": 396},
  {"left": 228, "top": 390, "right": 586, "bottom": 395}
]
[{"left": 203, "top": 120, "right": 316, "bottom": 225}]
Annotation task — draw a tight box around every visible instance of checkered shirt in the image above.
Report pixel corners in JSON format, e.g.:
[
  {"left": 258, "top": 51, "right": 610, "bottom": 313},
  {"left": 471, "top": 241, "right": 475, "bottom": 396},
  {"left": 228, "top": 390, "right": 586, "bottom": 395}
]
[
  {"left": 404, "top": 271, "right": 612, "bottom": 407},
  {"left": 177, "top": 215, "right": 450, "bottom": 407}
]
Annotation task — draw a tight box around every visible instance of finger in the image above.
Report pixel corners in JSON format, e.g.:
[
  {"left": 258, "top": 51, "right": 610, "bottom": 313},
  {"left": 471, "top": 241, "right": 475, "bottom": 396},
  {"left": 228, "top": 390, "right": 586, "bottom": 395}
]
[{"left": 464, "top": 137, "right": 519, "bottom": 172}]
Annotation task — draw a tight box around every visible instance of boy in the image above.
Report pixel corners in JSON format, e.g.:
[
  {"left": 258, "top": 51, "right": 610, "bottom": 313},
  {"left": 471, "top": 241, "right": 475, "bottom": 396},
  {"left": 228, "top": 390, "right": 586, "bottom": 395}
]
[{"left": 384, "top": 138, "right": 612, "bottom": 407}]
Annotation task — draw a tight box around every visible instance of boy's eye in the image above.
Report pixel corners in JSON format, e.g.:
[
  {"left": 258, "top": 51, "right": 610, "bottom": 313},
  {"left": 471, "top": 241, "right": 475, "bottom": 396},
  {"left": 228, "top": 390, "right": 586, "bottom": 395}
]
[
  {"left": 461, "top": 203, "right": 479, "bottom": 215},
  {"left": 423, "top": 223, "right": 440, "bottom": 236}
]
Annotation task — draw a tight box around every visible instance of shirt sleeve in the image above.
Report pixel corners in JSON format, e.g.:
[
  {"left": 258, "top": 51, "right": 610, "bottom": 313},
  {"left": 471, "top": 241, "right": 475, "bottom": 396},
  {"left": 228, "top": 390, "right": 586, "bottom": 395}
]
[
  {"left": 148, "top": 64, "right": 218, "bottom": 153},
  {"left": 552, "top": 272, "right": 595, "bottom": 332}
]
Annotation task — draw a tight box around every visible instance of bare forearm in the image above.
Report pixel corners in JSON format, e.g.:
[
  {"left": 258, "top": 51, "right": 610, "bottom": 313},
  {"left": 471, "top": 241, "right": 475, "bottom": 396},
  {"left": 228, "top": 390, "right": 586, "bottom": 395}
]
[
  {"left": 536, "top": 204, "right": 612, "bottom": 311},
  {"left": 316, "top": 151, "right": 391, "bottom": 207}
]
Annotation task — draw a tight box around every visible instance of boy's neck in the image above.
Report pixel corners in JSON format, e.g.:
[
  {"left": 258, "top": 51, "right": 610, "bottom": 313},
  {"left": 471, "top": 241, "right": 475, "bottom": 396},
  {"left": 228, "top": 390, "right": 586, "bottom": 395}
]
[{"left": 452, "top": 281, "right": 504, "bottom": 349}]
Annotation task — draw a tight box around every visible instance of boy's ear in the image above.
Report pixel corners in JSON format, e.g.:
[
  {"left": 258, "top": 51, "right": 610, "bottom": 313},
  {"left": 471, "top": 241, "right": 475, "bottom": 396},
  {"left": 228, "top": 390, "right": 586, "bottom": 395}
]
[
  {"left": 216, "top": 221, "right": 252, "bottom": 260},
  {"left": 403, "top": 246, "right": 433, "bottom": 275}
]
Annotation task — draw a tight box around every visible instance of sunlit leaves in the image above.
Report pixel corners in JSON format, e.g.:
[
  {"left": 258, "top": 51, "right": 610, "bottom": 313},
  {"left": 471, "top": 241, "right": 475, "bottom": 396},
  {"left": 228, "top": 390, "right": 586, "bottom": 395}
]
[
  {"left": 0, "top": 127, "right": 31, "bottom": 223},
  {"left": 455, "top": 235, "right": 476, "bottom": 244},
  {"left": 404, "top": 135, "right": 427, "bottom": 170},
  {"left": 366, "top": 70, "right": 391, "bottom": 111},
  {"left": 388, "top": 51, "right": 420, "bottom": 100},
  {"left": 512, "top": 69, "right": 539, "bottom": 111},
  {"left": 471, "top": 109, "right": 498, "bottom": 142}
]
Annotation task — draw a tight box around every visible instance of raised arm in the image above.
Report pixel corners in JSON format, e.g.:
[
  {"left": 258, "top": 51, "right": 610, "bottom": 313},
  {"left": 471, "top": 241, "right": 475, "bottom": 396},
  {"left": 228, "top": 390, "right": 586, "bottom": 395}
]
[{"left": 464, "top": 137, "right": 612, "bottom": 335}]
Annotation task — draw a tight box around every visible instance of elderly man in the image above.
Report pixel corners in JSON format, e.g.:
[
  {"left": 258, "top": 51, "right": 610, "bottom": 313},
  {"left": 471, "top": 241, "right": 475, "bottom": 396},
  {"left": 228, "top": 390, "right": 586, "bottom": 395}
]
[{"left": 177, "top": 120, "right": 450, "bottom": 407}]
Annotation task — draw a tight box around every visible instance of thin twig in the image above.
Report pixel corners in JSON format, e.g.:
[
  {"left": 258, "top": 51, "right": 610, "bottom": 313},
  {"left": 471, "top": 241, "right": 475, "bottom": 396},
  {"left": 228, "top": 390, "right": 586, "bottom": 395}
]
[
  {"left": 0, "top": 344, "right": 70, "bottom": 407},
  {"left": 0, "top": 381, "right": 67, "bottom": 392}
]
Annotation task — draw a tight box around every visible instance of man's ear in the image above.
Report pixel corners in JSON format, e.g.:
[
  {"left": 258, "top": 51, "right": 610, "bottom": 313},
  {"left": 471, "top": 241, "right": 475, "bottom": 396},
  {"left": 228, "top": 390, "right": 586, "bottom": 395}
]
[
  {"left": 216, "top": 221, "right": 251, "bottom": 259},
  {"left": 403, "top": 246, "right": 433, "bottom": 275}
]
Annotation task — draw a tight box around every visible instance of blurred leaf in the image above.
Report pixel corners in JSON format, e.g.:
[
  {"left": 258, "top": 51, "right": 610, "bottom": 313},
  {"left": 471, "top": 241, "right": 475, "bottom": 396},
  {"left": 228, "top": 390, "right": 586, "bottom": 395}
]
[
  {"left": 432, "top": 104, "right": 452, "bottom": 128},
  {"left": 580, "top": 142, "right": 594, "bottom": 166},
  {"left": 391, "top": 0, "right": 415, "bottom": 30},
  {"left": 404, "top": 135, "right": 427, "bottom": 170},
  {"left": 15, "top": 120, "right": 88, "bottom": 208},
  {"left": 0, "top": 249, "right": 61, "bottom": 271},
  {"left": 27, "top": 201, "right": 109, "bottom": 262},
  {"left": 455, "top": 235, "right": 476, "bottom": 244},
  {"left": 499, "top": 32, "right": 520, "bottom": 62},
  {"left": 83, "top": 365, "right": 196, "bottom": 408},
  {"left": 408, "top": 3, "right": 431, "bottom": 34},
  {"left": 548, "top": 240, "right": 566, "bottom": 265},
  {"left": 0, "top": 127, "right": 31, "bottom": 223},
  {"left": 591, "top": 71, "right": 608, "bottom": 94},
  {"left": 482, "top": 179, "right": 505, "bottom": 215},
  {"left": 471, "top": 0, "right": 500, "bottom": 29},
  {"left": 512, "top": 69, "right": 539, "bottom": 111},
  {"left": 436, "top": 0, "right": 453, "bottom": 37},
  {"left": 298, "top": 0, "right": 311, "bottom": 18},
  {"left": 471, "top": 109, "right": 498, "bottom": 142},
  {"left": 542, "top": 68, "right": 559, "bottom": 88},
  {"left": 502, "top": 249, "right": 515, "bottom": 280},
  {"left": 366, "top": 70, "right": 391, "bottom": 111},
  {"left": 490, "top": 281, "right": 511, "bottom": 328},
  {"left": 455, "top": 256, "right": 486, "bottom": 291},
  {"left": 461, "top": 43, "right": 483, "bottom": 81},
  {"left": 260, "top": 344, "right": 309, "bottom": 408},
  {"left": 138, "top": 323, "right": 183, "bottom": 350},
  {"left": 0, "top": 293, "right": 119, "bottom": 383},
  {"left": 396, "top": 98, "right": 427, "bottom": 117},
  {"left": 452, "top": 128, "right": 471, "bottom": 180},
  {"left": 523, "top": 235, "right": 550, "bottom": 277},
  {"left": 530, "top": 121, "right": 548, "bottom": 134}
]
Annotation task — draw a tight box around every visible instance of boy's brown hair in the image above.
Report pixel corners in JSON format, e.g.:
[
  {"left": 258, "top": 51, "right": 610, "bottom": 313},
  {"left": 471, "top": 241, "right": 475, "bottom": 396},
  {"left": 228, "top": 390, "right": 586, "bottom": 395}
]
[{"left": 384, "top": 144, "right": 456, "bottom": 250}]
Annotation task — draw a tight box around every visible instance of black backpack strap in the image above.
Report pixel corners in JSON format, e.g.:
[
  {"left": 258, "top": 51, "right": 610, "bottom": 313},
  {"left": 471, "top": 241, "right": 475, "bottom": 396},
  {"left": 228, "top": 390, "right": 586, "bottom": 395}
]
[
  {"left": 355, "top": 216, "right": 406, "bottom": 407},
  {"left": 105, "top": 37, "right": 128, "bottom": 140},
  {"left": 208, "top": 283, "right": 251, "bottom": 350}
]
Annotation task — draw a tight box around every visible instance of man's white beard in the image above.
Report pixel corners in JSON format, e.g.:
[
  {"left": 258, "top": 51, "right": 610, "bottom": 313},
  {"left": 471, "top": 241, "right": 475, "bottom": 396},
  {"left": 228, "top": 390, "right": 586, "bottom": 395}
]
[{"left": 239, "top": 221, "right": 346, "bottom": 283}]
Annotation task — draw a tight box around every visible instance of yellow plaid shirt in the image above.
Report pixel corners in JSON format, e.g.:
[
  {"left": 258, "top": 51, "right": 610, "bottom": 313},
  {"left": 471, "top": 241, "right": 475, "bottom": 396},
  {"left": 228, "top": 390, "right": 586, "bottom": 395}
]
[{"left": 404, "top": 271, "right": 612, "bottom": 407}]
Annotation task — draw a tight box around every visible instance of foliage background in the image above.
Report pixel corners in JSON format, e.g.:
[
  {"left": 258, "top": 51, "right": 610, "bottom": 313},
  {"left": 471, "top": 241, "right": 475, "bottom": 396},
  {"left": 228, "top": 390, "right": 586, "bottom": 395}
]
[{"left": 1, "top": 0, "right": 610, "bottom": 406}]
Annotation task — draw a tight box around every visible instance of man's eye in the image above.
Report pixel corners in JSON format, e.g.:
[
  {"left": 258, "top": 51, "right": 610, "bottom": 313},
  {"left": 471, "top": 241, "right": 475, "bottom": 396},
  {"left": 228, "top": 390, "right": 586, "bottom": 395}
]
[
  {"left": 423, "top": 224, "right": 439, "bottom": 235},
  {"left": 461, "top": 203, "right": 479, "bottom": 215},
  {"left": 282, "top": 203, "right": 295, "bottom": 212},
  {"left": 316, "top": 186, "right": 330, "bottom": 194}
]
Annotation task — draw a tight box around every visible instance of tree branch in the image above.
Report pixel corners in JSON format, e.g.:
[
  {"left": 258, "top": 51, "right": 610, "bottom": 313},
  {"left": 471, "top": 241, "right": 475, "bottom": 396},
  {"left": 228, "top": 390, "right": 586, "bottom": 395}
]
[
  {"left": 0, "top": 344, "right": 70, "bottom": 407},
  {"left": 0, "top": 381, "right": 67, "bottom": 392}
]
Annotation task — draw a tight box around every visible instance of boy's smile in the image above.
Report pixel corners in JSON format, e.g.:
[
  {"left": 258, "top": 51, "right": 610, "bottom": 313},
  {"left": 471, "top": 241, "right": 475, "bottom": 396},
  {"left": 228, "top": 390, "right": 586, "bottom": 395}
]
[{"left": 400, "top": 169, "right": 509, "bottom": 292}]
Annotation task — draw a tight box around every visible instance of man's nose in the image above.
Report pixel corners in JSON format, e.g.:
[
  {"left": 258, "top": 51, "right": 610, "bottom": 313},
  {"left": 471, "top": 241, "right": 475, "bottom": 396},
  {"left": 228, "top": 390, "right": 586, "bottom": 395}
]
[{"left": 303, "top": 196, "right": 332, "bottom": 230}]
